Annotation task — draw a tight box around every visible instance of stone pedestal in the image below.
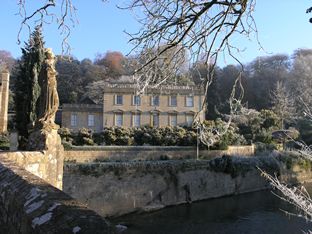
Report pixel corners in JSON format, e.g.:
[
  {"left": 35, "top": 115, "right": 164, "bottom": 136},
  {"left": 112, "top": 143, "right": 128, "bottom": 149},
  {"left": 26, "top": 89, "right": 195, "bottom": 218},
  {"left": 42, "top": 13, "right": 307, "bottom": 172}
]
[{"left": 27, "top": 129, "right": 64, "bottom": 190}]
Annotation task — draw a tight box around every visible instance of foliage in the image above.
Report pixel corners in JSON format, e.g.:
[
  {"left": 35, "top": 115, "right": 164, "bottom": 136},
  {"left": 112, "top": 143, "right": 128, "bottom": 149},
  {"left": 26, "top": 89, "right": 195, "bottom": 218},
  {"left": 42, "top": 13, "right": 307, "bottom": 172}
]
[
  {"left": 202, "top": 119, "right": 247, "bottom": 150},
  {"left": 14, "top": 26, "right": 45, "bottom": 149},
  {"left": 55, "top": 55, "right": 110, "bottom": 104},
  {"left": 296, "top": 118, "right": 312, "bottom": 146},
  {"left": 59, "top": 123, "right": 247, "bottom": 149},
  {"left": 58, "top": 127, "right": 73, "bottom": 143},
  {"left": 232, "top": 109, "right": 280, "bottom": 145},
  {"left": 60, "top": 126, "right": 198, "bottom": 147},
  {"left": 75, "top": 128, "right": 95, "bottom": 146},
  {"left": 95, "top": 51, "right": 126, "bottom": 78},
  {"left": 0, "top": 133, "right": 9, "bottom": 150}
]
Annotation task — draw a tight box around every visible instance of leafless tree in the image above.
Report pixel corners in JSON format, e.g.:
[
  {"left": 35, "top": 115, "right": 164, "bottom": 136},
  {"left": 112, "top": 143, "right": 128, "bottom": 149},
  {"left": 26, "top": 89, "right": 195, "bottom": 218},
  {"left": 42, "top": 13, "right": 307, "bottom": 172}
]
[
  {"left": 124, "top": 0, "right": 257, "bottom": 91},
  {"left": 271, "top": 81, "right": 296, "bottom": 129},
  {"left": 122, "top": 0, "right": 258, "bottom": 145}
]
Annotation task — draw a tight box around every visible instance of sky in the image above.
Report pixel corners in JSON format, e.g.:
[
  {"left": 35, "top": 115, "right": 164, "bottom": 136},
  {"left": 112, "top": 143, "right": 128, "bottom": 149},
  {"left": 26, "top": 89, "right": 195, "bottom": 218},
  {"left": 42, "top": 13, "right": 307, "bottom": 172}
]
[{"left": 0, "top": 0, "right": 312, "bottom": 67}]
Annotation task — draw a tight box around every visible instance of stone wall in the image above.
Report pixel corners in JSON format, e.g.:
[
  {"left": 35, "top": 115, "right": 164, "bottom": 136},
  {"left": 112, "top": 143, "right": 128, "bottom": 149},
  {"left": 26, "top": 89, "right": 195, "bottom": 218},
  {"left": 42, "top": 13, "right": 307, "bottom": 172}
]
[
  {"left": 63, "top": 155, "right": 310, "bottom": 217},
  {"left": 0, "top": 149, "right": 63, "bottom": 190},
  {"left": 0, "top": 154, "right": 113, "bottom": 234},
  {"left": 64, "top": 145, "right": 255, "bottom": 163},
  {"left": 0, "top": 71, "right": 10, "bottom": 133}
]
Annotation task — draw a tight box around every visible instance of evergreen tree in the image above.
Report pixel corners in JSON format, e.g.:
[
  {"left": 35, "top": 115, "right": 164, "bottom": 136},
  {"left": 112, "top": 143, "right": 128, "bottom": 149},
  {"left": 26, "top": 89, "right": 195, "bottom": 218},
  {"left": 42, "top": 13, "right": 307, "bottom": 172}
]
[{"left": 14, "top": 26, "right": 45, "bottom": 149}]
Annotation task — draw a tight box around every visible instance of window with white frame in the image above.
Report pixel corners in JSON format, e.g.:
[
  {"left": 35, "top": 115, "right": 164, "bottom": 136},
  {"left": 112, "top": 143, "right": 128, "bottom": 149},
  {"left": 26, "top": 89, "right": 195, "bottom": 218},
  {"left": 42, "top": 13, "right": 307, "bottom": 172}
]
[
  {"left": 186, "top": 114, "right": 194, "bottom": 127},
  {"left": 170, "top": 114, "right": 177, "bottom": 127},
  {"left": 170, "top": 95, "right": 177, "bottom": 106},
  {"left": 151, "top": 95, "right": 160, "bottom": 106},
  {"left": 115, "top": 113, "right": 123, "bottom": 126},
  {"left": 152, "top": 113, "right": 159, "bottom": 127},
  {"left": 71, "top": 113, "right": 77, "bottom": 126},
  {"left": 115, "top": 95, "right": 123, "bottom": 105},
  {"left": 133, "top": 113, "right": 141, "bottom": 127},
  {"left": 88, "top": 114, "right": 95, "bottom": 127},
  {"left": 186, "top": 96, "right": 194, "bottom": 107},
  {"left": 133, "top": 95, "right": 141, "bottom": 106}
]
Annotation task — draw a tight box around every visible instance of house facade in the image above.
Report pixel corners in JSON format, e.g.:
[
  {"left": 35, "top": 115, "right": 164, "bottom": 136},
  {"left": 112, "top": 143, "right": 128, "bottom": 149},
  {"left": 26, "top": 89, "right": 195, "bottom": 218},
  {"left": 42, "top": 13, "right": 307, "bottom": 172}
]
[
  {"left": 61, "top": 103, "right": 103, "bottom": 132},
  {"left": 103, "top": 83, "right": 205, "bottom": 128},
  {"left": 61, "top": 83, "right": 206, "bottom": 132}
]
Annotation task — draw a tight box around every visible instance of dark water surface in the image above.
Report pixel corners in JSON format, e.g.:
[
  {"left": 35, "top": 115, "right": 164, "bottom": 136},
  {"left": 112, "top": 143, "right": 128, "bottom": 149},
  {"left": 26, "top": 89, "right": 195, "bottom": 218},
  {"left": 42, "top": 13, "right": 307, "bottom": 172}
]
[{"left": 113, "top": 184, "right": 312, "bottom": 234}]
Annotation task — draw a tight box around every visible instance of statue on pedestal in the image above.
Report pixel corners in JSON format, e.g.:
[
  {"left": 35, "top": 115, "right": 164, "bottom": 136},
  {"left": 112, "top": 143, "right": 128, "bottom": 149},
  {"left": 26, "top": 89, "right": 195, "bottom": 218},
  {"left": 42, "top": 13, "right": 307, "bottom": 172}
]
[{"left": 27, "top": 48, "right": 62, "bottom": 151}]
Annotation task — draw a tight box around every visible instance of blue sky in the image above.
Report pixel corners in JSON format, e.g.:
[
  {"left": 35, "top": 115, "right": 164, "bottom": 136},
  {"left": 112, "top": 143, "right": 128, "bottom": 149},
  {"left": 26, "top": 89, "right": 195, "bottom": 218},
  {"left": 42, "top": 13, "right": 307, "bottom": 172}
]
[{"left": 0, "top": 0, "right": 311, "bottom": 67}]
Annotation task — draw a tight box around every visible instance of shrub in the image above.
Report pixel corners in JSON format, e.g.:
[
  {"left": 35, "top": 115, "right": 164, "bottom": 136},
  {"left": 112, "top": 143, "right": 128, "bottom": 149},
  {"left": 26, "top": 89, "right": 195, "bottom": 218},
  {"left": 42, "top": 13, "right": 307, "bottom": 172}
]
[
  {"left": 297, "top": 118, "right": 312, "bottom": 146},
  {"left": 0, "top": 133, "right": 10, "bottom": 150},
  {"left": 93, "top": 132, "right": 105, "bottom": 145},
  {"left": 114, "top": 127, "right": 133, "bottom": 145},
  {"left": 60, "top": 123, "right": 248, "bottom": 148},
  {"left": 102, "top": 127, "right": 117, "bottom": 145},
  {"left": 75, "top": 128, "right": 94, "bottom": 146},
  {"left": 58, "top": 127, "right": 73, "bottom": 142},
  {"left": 133, "top": 127, "right": 145, "bottom": 145},
  {"left": 203, "top": 118, "right": 246, "bottom": 150}
]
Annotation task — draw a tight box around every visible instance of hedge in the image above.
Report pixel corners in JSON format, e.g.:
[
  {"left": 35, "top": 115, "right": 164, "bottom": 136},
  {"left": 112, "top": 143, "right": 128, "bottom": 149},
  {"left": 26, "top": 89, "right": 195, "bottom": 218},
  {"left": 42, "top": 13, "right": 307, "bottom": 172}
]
[{"left": 58, "top": 119, "right": 247, "bottom": 150}]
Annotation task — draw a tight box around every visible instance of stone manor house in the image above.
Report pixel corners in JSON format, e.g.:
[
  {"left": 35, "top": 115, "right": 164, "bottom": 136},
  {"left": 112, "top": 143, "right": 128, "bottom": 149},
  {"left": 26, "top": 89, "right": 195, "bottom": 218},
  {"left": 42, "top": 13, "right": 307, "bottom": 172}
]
[{"left": 61, "top": 82, "right": 206, "bottom": 132}]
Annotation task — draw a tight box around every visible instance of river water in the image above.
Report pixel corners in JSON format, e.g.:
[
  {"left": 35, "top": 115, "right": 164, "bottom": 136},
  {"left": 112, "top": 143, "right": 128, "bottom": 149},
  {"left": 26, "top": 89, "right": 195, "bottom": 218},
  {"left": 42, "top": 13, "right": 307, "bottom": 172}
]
[{"left": 113, "top": 184, "right": 312, "bottom": 234}]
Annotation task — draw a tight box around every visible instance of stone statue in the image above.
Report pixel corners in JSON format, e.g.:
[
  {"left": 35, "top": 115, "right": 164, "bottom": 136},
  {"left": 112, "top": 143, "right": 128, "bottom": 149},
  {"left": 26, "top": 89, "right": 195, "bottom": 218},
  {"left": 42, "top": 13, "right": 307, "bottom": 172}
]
[
  {"left": 37, "top": 48, "right": 59, "bottom": 130},
  {"left": 27, "top": 48, "right": 62, "bottom": 154}
]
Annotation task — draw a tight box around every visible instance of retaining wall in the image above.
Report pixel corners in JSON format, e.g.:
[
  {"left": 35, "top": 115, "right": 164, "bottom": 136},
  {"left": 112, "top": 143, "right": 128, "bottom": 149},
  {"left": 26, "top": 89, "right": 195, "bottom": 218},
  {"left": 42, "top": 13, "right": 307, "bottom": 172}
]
[
  {"left": 63, "top": 154, "right": 310, "bottom": 217},
  {"left": 64, "top": 145, "right": 255, "bottom": 163},
  {"left": 0, "top": 154, "right": 113, "bottom": 234}
]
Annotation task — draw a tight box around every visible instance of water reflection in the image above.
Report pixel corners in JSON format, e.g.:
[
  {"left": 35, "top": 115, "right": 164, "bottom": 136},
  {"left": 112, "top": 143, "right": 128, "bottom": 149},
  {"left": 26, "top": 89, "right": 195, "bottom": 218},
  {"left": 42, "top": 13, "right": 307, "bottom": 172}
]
[{"left": 113, "top": 185, "right": 312, "bottom": 234}]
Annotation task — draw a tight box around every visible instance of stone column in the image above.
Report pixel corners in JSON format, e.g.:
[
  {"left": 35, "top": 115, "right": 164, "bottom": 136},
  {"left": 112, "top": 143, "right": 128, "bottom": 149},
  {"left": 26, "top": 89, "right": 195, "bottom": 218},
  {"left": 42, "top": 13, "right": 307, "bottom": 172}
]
[{"left": 0, "top": 71, "right": 9, "bottom": 133}]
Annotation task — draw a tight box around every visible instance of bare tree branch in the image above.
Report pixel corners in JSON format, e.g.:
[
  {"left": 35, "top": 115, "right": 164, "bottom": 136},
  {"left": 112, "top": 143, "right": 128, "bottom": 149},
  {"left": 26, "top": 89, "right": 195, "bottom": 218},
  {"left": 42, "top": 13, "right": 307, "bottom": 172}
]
[{"left": 16, "top": 0, "right": 79, "bottom": 54}]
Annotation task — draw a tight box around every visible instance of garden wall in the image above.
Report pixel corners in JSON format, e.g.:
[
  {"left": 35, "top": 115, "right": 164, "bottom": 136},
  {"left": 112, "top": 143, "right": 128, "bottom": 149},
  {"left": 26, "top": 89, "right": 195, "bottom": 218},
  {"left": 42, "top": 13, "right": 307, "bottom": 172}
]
[
  {"left": 64, "top": 145, "right": 255, "bottom": 163},
  {"left": 63, "top": 154, "right": 311, "bottom": 217}
]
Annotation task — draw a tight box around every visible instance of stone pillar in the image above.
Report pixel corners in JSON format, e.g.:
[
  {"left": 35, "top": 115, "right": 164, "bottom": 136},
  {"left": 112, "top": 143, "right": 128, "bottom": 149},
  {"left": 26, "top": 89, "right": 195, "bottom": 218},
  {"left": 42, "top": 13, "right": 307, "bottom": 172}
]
[
  {"left": 0, "top": 71, "right": 9, "bottom": 133},
  {"left": 27, "top": 129, "right": 64, "bottom": 189}
]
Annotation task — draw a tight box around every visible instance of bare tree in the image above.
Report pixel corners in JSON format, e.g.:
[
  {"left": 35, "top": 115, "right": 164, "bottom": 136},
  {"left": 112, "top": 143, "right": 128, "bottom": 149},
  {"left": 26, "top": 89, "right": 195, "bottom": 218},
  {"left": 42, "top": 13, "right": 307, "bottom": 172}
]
[
  {"left": 0, "top": 50, "right": 16, "bottom": 72},
  {"left": 271, "top": 81, "right": 296, "bottom": 129},
  {"left": 289, "top": 49, "right": 312, "bottom": 116},
  {"left": 124, "top": 0, "right": 257, "bottom": 91}
]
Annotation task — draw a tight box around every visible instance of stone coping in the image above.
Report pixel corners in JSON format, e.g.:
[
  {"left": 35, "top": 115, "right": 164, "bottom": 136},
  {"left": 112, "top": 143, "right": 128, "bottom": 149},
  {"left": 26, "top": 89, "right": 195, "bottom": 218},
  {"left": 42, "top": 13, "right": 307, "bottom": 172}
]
[{"left": 69, "top": 145, "right": 197, "bottom": 151}]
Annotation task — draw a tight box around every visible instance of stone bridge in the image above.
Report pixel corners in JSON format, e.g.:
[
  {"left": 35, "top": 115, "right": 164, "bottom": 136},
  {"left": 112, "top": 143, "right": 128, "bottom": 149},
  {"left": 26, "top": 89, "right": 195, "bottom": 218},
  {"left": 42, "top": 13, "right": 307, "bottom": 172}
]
[{"left": 0, "top": 71, "right": 114, "bottom": 233}]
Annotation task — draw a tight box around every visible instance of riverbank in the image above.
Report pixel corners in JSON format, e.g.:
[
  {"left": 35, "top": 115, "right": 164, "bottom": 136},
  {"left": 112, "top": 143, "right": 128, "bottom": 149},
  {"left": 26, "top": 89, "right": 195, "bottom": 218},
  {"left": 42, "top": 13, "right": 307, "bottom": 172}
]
[
  {"left": 112, "top": 184, "right": 312, "bottom": 234},
  {"left": 63, "top": 151, "right": 312, "bottom": 217}
]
